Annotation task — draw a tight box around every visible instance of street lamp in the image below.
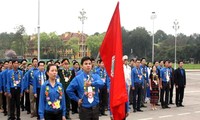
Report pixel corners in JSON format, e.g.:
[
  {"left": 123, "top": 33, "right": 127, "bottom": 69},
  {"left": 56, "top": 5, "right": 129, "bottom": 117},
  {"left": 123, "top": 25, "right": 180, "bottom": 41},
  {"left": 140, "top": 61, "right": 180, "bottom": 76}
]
[
  {"left": 78, "top": 9, "right": 87, "bottom": 57},
  {"left": 151, "top": 12, "right": 156, "bottom": 63},
  {"left": 37, "top": 0, "right": 40, "bottom": 61},
  {"left": 173, "top": 19, "right": 179, "bottom": 69}
]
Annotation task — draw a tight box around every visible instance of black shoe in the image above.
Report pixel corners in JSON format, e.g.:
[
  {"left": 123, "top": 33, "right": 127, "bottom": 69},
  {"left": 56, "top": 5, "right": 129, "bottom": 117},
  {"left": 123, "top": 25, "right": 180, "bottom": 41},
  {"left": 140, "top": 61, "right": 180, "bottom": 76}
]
[
  {"left": 165, "top": 106, "right": 171, "bottom": 108},
  {"left": 16, "top": 118, "right": 21, "bottom": 120},
  {"left": 4, "top": 112, "right": 7, "bottom": 116},
  {"left": 156, "top": 103, "right": 160, "bottom": 106},
  {"left": 179, "top": 104, "right": 184, "bottom": 107},
  {"left": 169, "top": 102, "right": 174, "bottom": 105},
  {"left": 27, "top": 111, "right": 30, "bottom": 114},
  {"left": 133, "top": 109, "right": 137, "bottom": 112},
  {"left": 141, "top": 105, "right": 147, "bottom": 108},
  {"left": 137, "top": 109, "right": 143, "bottom": 112},
  {"left": 162, "top": 106, "right": 165, "bottom": 109},
  {"left": 101, "top": 113, "right": 107, "bottom": 116}
]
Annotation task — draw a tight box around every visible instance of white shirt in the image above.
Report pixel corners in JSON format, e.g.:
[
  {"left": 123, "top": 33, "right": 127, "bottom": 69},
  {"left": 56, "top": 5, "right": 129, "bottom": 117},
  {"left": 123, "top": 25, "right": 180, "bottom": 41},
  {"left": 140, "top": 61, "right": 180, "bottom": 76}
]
[{"left": 123, "top": 64, "right": 132, "bottom": 86}]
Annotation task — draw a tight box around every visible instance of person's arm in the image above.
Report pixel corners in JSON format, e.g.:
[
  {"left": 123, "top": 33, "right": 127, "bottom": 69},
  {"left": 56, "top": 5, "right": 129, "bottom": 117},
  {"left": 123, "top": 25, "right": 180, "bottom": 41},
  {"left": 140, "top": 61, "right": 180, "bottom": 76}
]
[
  {"left": 61, "top": 85, "right": 66, "bottom": 117},
  {"left": 131, "top": 69, "right": 135, "bottom": 89},
  {"left": 20, "top": 71, "right": 24, "bottom": 94},
  {"left": 7, "top": 71, "right": 11, "bottom": 94},
  {"left": 66, "top": 77, "right": 79, "bottom": 102},
  {"left": 33, "top": 73, "right": 38, "bottom": 96},
  {"left": 91, "top": 75, "right": 104, "bottom": 89},
  {"left": 39, "top": 84, "right": 46, "bottom": 119}
]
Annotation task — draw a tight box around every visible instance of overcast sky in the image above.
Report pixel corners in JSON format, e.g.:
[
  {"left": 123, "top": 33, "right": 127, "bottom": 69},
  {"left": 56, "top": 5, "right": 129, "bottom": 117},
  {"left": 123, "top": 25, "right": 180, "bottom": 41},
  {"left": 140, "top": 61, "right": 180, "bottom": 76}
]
[{"left": 0, "top": 0, "right": 199, "bottom": 36}]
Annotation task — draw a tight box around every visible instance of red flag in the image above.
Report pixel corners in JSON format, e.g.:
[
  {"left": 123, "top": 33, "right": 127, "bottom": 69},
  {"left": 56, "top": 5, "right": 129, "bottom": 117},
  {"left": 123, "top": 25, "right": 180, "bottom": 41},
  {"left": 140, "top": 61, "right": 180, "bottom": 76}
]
[{"left": 99, "top": 2, "right": 128, "bottom": 120}]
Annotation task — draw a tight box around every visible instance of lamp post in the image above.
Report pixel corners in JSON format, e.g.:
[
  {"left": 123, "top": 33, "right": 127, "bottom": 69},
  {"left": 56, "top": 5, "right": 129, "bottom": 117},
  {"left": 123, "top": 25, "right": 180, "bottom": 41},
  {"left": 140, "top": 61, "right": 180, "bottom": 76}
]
[
  {"left": 78, "top": 9, "right": 87, "bottom": 57},
  {"left": 37, "top": 0, "right": 40, "bottom": 61},
  {"left": 173, "top": 19, "right": 179, "bottom": 69},
  {"left": 151, "top": 12, "right": 156, "bottom": 63}
]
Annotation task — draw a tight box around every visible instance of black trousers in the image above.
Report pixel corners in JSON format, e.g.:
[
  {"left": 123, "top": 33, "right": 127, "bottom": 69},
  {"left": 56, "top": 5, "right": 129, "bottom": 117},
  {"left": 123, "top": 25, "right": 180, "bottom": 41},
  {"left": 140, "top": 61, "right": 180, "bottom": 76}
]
[
  {"left": 20, "top": 91, "right": 25, "bottom": 109},
  {"left": 36, "top": 88, "right": 41, "bottom": 119},
  {"left": 132, "top": 83, "right": 142, "bottom": 110},
  {"left": 99, "top": 85, "right": 108, "bottom": 114},
  {"left": 169, "top": 80, "right": 174, "bottom": 103},
  {"left": 44, "top": 110, "right": 62, "bottom": 120},
  {"left": 2, "top": 87, "right": 7, "bottom": 113},
  {"left": 176, "top": 86, "right": 185, "bottom": 105},
  {"left": 79, "top": 105, "right": 99, "bottom": 120},
  {"left": 160, "top": 82, "right": 170, "bottom": 107},
  {"left": 65, "top": 90, "right": 70, "bottom": 117},
  {"left": 25, "top": 92, "right": 30, "bottom": 112},
  {"left": 71, "top": 90, "right": 78, "bottom": 113},
  {"left": 10, "top": 87, "right": 21, "bottom": 119}
]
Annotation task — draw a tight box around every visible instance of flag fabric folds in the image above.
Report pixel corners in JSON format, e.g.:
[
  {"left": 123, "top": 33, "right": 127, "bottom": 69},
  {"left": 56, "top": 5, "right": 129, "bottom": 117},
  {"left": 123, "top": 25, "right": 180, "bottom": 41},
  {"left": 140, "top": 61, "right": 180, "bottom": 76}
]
[{"left": 99, "top": 2, "right": 128, "bottom": 120}]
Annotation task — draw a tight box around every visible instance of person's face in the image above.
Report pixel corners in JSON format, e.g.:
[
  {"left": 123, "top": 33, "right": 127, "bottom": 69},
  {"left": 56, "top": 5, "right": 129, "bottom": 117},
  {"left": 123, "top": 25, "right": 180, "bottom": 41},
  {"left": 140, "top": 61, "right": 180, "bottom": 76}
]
[
  {"left": 160, "top": 61, "right": 164, "bottom": 66},
  {"left": 22, "top": 61, "right": 27, "bottom": 67},
  {"left": 82, "top": 60, "right": 92, "bottom": 73},
  {"left": 155, "top": 62, "right": 159, "bottom": 67},
  {"left": 1, "top": 66, "right": 5, "bottom": 71},
  {"left": 179, "top": 62, "right": 184, "bottom": 68},
  {"left": 141, "top": 59, "right": 146, "bottom": 65},
  {"left": 28, "top": 65, "right": 32, "bottom": 70},
  {"left": 148, "top": 63, "right": 152, "bottom": 67},
  {"left": 124, "top": 59, "right": 128, "bottom": 65},
  {"left": 164, "top": 61, "right": 169, "bottom": 67},
  {"left": 100, "top": 62, "right": 104, "bottom": 68},
  {"left": 4, "top": 62, "right": 8, "bottom": 68},
  {"left": 136, "top": 60, "right": 140, "bottom": 67},
  {"left": 169, "top": 62, "right": 172, "bottom": 67},
  {"left": 152, "top": 66, "right": 157, "bottom": 72},
  {"left": 8, "top": 61, "right": 12, "bottom": 68},
  {"left": 38, "top": 63, "right": 45, "bottom": 71},
  {"left": 91, "top": 60, "right": 95, "bottom": 67},
  {"left": 32, "top": 60, "right": 38, "bottom": 67},
  {"left": 62, "top": 60, "right": 70, "bottom": 69},
  {"left": 13, "top": 61, "right": 19, "bottom": 69},
  {"left": 47, "top": 66, "right": 57, "bottom": 80}
]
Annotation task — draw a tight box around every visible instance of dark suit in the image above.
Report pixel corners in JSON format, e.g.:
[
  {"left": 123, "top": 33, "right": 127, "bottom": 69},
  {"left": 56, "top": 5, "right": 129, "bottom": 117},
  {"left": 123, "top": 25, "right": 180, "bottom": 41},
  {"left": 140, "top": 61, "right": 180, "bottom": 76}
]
[
  {"left": 169, "top": 67, "right": 175, "bottom": 104},
  {"left": 174, "top": 68, "right": 186, "bottom": 106}
]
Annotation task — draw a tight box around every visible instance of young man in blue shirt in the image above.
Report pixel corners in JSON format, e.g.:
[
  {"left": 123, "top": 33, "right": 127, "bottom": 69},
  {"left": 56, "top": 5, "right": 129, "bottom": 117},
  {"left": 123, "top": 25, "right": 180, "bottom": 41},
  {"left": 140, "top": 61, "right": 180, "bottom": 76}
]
[
  {"left": 7, "top": 59, "right": 23, "bottom": 120},
  {"left": 66, "top": 56, "right": 104, "bottom": 120}
]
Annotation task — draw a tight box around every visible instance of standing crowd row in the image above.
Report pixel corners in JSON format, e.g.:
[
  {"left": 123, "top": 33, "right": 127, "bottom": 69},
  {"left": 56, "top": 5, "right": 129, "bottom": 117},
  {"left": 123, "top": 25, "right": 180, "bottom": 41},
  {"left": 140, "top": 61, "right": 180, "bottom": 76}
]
[{"left": 0, "top": 56, "right": 186, "bottom": 120}]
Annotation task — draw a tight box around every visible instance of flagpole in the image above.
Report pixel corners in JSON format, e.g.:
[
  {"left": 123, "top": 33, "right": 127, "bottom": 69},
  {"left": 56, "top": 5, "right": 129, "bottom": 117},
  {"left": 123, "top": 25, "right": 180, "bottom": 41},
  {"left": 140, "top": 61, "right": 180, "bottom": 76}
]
[{"left": 37, "top": 0, "right": 40, "bottom": 61}]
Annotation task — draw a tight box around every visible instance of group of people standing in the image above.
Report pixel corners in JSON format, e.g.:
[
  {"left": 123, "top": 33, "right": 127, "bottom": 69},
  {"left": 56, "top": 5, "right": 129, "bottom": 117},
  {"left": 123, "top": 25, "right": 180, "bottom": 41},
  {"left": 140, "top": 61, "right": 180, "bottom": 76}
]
[
  {"left": 125, "top": 57, "right": 186, "bottom": 113},
  {"left": 0, "top": 56, "right": 186, "bottom": 120}
]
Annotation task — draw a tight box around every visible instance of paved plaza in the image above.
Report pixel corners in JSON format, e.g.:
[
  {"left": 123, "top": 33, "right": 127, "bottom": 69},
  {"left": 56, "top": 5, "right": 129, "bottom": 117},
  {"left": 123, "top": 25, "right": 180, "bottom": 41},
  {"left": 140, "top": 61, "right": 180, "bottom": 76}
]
[{"left": 0, "top": 71, "right": 200, "bottom": 120}]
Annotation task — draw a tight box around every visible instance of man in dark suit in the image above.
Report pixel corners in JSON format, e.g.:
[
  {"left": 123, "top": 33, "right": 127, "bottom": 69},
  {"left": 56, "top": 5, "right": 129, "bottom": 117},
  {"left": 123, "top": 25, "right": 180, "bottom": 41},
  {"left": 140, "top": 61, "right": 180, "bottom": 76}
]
[{"left": 174, "top": 60, "right": 186, "bottom": 107}]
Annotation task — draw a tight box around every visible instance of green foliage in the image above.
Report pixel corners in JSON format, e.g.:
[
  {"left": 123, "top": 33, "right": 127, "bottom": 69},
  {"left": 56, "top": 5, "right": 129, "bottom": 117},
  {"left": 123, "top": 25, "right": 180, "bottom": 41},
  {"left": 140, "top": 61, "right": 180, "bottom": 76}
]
[
  {"left": 66, "top": 37, "right": 79, "bottom": 59},
  {"left": 86, "top": 33, "right": 105, "bottom": 58}
]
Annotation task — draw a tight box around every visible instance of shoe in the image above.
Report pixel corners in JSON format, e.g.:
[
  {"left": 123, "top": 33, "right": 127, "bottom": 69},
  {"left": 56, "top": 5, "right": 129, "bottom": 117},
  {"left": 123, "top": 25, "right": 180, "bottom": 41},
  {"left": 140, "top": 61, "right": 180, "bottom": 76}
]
[
  {"left": 179, "top": 104, "right": 184, "bottom": 107},
  {"left": 133, "top": 109, "right": 137, "bottom": 112},
  {"left": 101, "top": 113, "right": 107, "bottom": 116},
  {"left": 27, "top": 111, "right": 30, "bottom": 114},
  {"left": 30, "top": 114, "right": 34, "bottom": 118},
  {"left": 162, "top": 106, "right": 165, "bottom": 109},
  {"left": 141, "top": 105, "right": 147, "bottom": 108},
  {"left": 16, "top": 118, "right": 21, "bottom": 120},
  {"left": 156, "top": 103, "right": 160, "bottom": 106},
  {"left": 137, "top": 109, "right": 143, "bottom": 112},
  {"left": 169, "top": 102, "right": 174, "bottom": 105},
  {"left": 165, "top": 106, "right": 171, "bottom": 108},
  {"left": 4, "top": 112, "right": 7, "bottom": 116}
]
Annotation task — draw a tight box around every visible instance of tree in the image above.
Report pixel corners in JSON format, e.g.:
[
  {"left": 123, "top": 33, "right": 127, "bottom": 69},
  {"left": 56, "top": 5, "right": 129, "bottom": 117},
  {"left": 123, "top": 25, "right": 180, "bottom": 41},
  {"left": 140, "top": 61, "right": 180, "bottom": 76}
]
[
  {"left": 86, "top": 33, "right": 104, "bottom": 58},
  {"left": 66, "top": 37, "right": 79, "bottom": 59}
]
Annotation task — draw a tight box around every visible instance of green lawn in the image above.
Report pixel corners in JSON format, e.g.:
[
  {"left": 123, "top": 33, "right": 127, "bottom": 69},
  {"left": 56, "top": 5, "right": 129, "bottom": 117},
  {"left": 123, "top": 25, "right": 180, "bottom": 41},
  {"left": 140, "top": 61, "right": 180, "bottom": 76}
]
[{"left": 174, "top": 64, "right": 200, "bottom": 69}]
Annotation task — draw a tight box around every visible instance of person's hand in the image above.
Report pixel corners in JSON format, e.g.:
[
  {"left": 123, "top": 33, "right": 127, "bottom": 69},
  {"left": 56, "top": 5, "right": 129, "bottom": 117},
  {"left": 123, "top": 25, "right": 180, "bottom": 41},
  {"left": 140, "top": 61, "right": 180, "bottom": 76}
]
[
  {"left": 78, "top": 99, "right": 82, "bottom": 107},
  {"left": 142, "top": 86, "right": 144, "bottom": 89},
  {"left": 20, "top": 94, "right": 23, "bottom": 98},
  {"left": 34, "top": 94, "right": 37, "bottom": 98},
  {"left": 132, "top": 87, "right": 135, "bottom": 90},
  {"left": 8, "top": 93, "right": 12, "bottom": 98},
  {"left": 26, "top": 90, "right": 29, "bottom": 93},
  {"left": 150, "top": 87, "right": 152, "bottom": 91},
  {"left": 0, "top": 91, "right": 2, "bottom": 94},
  {"left": 62, "top": 116, "right": 66, "bottom": 120},
  {"left": 176, "top": 85, "right": 178, "bottom": 89},
  {"left": 160, "top": 85, "right": 163, "bottom": 89},
  {"left": 126, "top": 112, "right": 129, "bottom": 117},
  {"left": 4, "top": 92, "right": 7, "bottom": 96},
  {"left": 85, "top": 81, "right": 92, "bottom": 87}
]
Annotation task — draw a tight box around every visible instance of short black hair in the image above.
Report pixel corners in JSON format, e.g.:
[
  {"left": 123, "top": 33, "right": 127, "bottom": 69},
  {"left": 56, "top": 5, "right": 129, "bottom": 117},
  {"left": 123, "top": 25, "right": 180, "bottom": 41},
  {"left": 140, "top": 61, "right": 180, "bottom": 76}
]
[
  {"left": 164, "top": 60, "right": 169, "bottom": 64},
  {"left": 136, "top": 58, "right": 140, "bottom": 62},
  {"left": 27, "top": 63, "right": 32, "bottom": 67},
  {"left": 55, "top": 60, "right": 60, "bottom": 64},
  {"left": 81, "top": 56, "right": 91, "bottom": 65},
  {"left": 178, "top": 60, "right": 183, "bottom": 64},
  {"left": 4, "top": 60, "right": 8, "bottom": 64},
  {"left": 153, "top": 60, "right": 159, "bottom": 65},
  {"left": 99, "top": 59, "right": 103, "bottom": 63},
  {"left": 38, "top": 61, "right": 45, "bottom": 66},
  {"left": 97, "top": 59, "right": 101, "bottom": 64},
  {"left": 46, "top": 61, "right": 51, "bottom": 65},
  {"left": 73, "top": 61, "right": 79, "bottom": 65},
  {"left": 159, "top": 60, "right": 163, "bottom": 63},
  {"left": 61, "top": 58, "right": 70, "bottom": 64},
  {"left": 91, "top": 57, "right": 95, "bottom": 62},
  {"left": 21, "top": 59, "right": 27, "bottom": 63},
  {"left": 32, "top": 58, "right": 38, "bottom": 63},
  {"left": 12, "top": 59, "right": 19, "bottom": 64},
  {"left": 140, "top": 58, "right": 146, "bottom": 62}
]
